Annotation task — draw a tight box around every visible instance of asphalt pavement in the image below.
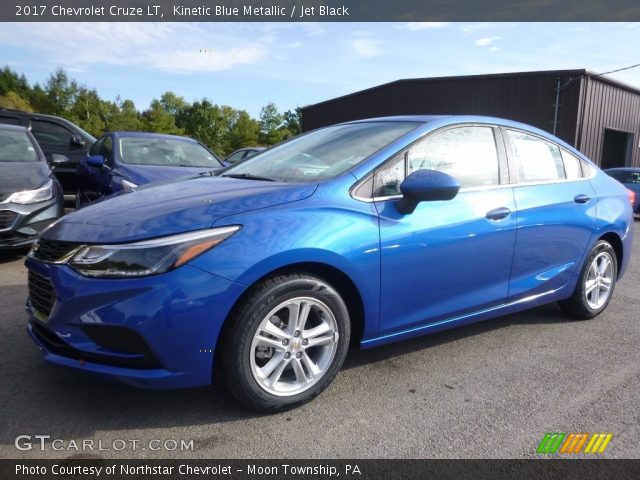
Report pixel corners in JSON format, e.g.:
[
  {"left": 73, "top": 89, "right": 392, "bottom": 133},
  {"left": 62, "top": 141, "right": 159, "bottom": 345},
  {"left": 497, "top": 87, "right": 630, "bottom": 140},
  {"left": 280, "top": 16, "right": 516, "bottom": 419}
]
[{"left": 0, "top": 222, "right": 638, "bottom": 459}]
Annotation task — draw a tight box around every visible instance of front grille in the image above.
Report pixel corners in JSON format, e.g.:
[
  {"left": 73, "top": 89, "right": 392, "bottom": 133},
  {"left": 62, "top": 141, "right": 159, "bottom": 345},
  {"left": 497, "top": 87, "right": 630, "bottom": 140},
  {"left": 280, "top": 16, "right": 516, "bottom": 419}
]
[
  {"left": 32, "top": 239, "right": 79, "bottom": 262},
  {"left": 0, "top": 210, "right": 18, "bottom": 229},
  {"left": 28, "top": 270, "right": 56, "bottom": 317}
]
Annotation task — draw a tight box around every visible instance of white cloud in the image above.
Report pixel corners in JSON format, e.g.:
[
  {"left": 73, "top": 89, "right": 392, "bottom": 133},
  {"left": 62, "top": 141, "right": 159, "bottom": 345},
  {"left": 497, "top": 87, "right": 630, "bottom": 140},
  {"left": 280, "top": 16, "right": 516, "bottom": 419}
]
[
  {"left": 402, "top": 22, "right": 449, "bottom": 31},
  {"left": 475, "top": 36, "right": 500, "bottom": 47},
  {"left": 351, "top": 38, "right": 383, "bottom": 58},
  {"left": 0, "top": 23, "right": 268, "bottom": 73}
]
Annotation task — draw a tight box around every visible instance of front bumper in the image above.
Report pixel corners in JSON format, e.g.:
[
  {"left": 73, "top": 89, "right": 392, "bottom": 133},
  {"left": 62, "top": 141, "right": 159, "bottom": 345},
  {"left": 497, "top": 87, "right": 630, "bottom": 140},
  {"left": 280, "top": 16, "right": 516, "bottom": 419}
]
[
  {"left": 25, "top": 258, "right": 246, "bottom": 389},
  {"left": 0, "top": 195, "right": 64, "bottom": 249}
]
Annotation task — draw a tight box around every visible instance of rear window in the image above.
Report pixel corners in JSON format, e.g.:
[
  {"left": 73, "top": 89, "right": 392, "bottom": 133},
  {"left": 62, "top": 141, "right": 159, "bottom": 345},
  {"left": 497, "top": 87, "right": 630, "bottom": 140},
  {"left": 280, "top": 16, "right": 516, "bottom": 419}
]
[{"left": 0, "top": 129, "right": 38, "bottom": 162}]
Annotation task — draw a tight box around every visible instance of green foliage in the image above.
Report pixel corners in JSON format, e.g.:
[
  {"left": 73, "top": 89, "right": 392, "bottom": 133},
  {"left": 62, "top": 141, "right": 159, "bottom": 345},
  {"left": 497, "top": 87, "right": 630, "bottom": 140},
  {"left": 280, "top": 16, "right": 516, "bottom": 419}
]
[
  {"left": 142, "top": 99, "right": 183, "bottom": 135},
  {"left": 0, "top": 65, "right": 295, "bottom": 155},
  {"left": 0, "top": 91, "right": 33, "bottom": 111}
]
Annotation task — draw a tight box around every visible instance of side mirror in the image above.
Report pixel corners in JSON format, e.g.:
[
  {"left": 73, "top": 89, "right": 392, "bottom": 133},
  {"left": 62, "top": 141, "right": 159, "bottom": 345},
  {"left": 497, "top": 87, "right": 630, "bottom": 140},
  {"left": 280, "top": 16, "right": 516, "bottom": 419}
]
[
  {"left": 396, "top": 170, "right": 460, "bottom": 214},
  {"left": 50, "top": 154, "right": 69, "bottom": 166},
  {"left": 71, "top": 135, "right": 86, "bottom": 147},
  {"left": 87, "top": 155, "right": 105, "bottom": 168}
]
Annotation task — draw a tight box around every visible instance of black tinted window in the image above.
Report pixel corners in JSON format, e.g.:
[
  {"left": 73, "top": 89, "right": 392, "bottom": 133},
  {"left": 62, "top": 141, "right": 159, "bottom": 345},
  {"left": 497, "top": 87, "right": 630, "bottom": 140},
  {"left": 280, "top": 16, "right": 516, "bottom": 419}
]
[
  {"left": 31, "top": 119, "right": 73, "bottom": 146},
  {"left": 0, "top": 116, "right": 22, "bottom": 126}
]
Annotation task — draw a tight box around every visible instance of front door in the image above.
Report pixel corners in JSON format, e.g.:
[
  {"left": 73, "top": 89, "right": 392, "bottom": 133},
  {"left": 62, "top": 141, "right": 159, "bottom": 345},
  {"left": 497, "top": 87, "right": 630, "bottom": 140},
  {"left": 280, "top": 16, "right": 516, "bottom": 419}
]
[{"left": 374, "top": 125, "right": 517, "bottom": 336}]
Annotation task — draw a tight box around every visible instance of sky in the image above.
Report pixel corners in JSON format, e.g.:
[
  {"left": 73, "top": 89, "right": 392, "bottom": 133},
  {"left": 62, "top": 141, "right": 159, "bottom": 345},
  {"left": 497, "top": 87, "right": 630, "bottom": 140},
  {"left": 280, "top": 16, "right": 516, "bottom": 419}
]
[{"left": 1, "top": 22, "right": 640, "bottom": 117}]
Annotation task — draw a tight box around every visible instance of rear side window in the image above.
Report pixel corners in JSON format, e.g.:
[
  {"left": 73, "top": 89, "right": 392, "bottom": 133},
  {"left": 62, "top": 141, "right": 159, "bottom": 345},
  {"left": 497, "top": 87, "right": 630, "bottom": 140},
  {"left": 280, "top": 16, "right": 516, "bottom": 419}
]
[
  {"left": 507, "top": 130, "right": 565, "bottom": 183},
  {"left": 31, "top": 119, "right": 73, "bottom": 147},
  {"left": 561, "top": 149, "right": 583, "bottom": 180}
]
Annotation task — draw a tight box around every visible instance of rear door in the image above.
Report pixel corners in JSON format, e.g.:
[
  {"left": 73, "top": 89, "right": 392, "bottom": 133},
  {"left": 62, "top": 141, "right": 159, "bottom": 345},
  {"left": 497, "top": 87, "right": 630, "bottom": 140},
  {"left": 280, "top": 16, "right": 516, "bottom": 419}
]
[
  {"left": 374, "top": 125, "right": 517, "bottom": 335},
  {"left": 504, "top": 128, "right": 597, "bottom": 301}
]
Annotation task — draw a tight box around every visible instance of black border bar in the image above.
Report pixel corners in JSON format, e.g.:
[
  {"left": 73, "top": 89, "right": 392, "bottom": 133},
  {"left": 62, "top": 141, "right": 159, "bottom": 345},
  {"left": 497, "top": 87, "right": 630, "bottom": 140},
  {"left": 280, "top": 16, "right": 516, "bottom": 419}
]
[
  {"left": 2, "top": 459, "right": 640, "bottom": 480},
  {"left": 5, "top": 0, "right": 640, "bottom": 22}
]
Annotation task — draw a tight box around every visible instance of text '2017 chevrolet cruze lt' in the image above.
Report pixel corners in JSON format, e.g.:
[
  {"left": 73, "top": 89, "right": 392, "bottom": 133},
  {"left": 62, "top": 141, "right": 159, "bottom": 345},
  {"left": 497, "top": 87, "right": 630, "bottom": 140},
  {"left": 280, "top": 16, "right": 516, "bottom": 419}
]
[{"left": 25, "top": 116, "right": 633, "bottom": 411}]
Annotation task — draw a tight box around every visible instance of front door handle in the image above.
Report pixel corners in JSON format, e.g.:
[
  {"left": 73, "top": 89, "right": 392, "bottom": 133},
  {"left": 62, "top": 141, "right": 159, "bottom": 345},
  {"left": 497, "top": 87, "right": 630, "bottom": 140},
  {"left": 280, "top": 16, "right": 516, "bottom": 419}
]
[
  {"left": 574, "top": 194, "right": 591, "bottom": 204},
  {"left": 486, "top": 207, "right": 512, "bottom": 221}
]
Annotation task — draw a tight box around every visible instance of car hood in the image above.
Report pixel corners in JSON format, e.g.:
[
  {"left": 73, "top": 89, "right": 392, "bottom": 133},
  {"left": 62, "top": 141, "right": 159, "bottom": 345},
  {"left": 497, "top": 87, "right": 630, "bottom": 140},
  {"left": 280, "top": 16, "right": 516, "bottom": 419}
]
[
  {"left": 0, "top": 161, "right": 51, "bottom": 194},
  {"left": 119, "top": 164, "right": 220, "bottom": 185},
  {"left": 43, "top": 176, "right": 317, "bottom": 243}
]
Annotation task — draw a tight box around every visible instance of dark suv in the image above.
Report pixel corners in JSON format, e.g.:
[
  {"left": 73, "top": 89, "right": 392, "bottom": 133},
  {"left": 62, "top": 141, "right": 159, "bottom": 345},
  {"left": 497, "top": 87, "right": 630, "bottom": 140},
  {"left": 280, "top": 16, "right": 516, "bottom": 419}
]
[{"left": 0, "top": 109, "right": 96, "bottom": 198}]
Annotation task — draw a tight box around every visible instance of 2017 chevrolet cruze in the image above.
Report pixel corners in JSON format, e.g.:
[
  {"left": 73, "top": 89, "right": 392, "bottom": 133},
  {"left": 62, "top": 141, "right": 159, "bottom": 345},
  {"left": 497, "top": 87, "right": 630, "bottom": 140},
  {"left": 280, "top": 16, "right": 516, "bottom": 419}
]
[{"left": 25, "top": 116, "right": 633, "bottom": 411}]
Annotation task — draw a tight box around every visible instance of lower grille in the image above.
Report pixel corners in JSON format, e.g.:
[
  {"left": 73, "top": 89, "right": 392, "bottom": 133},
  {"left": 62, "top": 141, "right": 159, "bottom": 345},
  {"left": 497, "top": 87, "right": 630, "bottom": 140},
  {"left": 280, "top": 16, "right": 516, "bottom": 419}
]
[
  {"left": 28, "top": 270, "right": 56, "bottom": 318},
  {"left": 32, "top": 239, "right": 80, "bottom": 262},
  {"left": 30, "top": 321, "right": 162, "bottom": 369},
  {"left": 0, "top": 210, "right": 18, "bottom": 229}
]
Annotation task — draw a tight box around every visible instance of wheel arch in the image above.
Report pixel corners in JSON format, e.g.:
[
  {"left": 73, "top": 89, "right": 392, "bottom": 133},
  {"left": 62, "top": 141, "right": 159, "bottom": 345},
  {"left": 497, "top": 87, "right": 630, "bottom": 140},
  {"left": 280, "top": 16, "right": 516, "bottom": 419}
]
[
  {"left": 598, "top": 231, "right": 623, "bottom": 278},
  {"left": 212, "top": 261, "right": 366, "bottom": 382}
]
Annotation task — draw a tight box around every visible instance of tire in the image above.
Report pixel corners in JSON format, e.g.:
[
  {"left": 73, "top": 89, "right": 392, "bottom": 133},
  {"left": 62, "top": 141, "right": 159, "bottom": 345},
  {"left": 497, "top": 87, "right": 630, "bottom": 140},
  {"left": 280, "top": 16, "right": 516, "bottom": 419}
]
[
  {"left": 221, "top": 273, "right": 350, "bottom": 412},
  {"left": 559, "top": 240, "right": 618, "bottom": 320}
]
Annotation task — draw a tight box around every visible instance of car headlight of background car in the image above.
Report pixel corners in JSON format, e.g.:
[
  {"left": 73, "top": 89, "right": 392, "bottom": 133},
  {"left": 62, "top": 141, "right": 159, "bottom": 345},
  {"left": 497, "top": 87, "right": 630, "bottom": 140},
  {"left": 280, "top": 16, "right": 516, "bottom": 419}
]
[
  {"left": 67, "top": 226, "right": 240, "bottom": 277},
  {"left": 7, "top": 179, "right": 55, "bottom": 204}
]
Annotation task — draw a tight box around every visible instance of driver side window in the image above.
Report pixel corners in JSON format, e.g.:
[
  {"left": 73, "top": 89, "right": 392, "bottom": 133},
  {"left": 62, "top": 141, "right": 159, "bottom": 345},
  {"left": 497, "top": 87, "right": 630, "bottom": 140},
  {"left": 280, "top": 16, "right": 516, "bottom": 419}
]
[{"left": 372, "top": 126, "right": 500, "bottom": 197}]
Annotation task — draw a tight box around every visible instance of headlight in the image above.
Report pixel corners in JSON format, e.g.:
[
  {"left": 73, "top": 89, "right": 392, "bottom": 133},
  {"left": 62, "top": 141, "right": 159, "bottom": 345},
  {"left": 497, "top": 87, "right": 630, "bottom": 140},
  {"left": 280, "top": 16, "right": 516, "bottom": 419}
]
[
  {"left": 121, "top": 179, "right": 138, "bottom": 192},
  {"left": 68, "top": 226, "right": 240, "bottom": 278},
  {"left": 8, "top": 179, "right": 54, "bottom": 204}
]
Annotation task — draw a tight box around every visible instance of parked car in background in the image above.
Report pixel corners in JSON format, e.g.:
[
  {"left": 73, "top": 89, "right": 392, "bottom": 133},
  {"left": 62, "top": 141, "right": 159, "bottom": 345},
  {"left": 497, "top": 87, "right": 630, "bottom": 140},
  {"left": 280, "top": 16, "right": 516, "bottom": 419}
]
[
  {"left": 0, "top": 109, "right": 95, "bottom": 199},
  {"left": 223, "top": 147, "right": 265, "bottom": 165},
  {"left": 604, "top": 168, "right": 640, "bottom": 216},
  {"left": 26, "top": 116, "right": 633, "bottom": 411},
  {"left": 0, "top": 124, "right": 64, "bottom": 249},
  {"left": 76, "top": 132, "right": 223, "bottom": 207}
]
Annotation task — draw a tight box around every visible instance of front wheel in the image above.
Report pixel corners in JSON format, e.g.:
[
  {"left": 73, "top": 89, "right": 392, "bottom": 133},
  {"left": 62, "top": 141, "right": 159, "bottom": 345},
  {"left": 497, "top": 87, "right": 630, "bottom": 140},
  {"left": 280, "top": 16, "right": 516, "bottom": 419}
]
[
  {"left": 221, "top": 273, "right": 350, "bottom": 411},
  {"left": 559, "top": 240, "right": 618, "bottom": 320}
]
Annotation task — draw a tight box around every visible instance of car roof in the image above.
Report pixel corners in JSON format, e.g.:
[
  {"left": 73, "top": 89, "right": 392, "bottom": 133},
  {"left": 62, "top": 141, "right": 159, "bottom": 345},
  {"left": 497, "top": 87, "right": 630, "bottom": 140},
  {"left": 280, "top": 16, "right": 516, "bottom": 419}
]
[
  {"left": 0, "top": 123, "right": 28, "bottom": 132},
  {"left": 109, "top": 131, "right": 199, "bottom": 142},
  {"left": 604, "top": 167, "right": 640, "bottom": 172}
]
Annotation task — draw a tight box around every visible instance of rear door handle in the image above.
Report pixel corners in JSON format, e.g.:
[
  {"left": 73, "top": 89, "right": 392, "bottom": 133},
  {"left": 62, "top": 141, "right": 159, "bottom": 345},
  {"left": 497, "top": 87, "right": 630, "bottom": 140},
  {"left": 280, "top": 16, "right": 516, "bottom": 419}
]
[
  {"left": 574, "top": 194, "right": 591, "bottom": 204},
  {"left": 486, "top": 207, "right": 512, "bottom": 221}
]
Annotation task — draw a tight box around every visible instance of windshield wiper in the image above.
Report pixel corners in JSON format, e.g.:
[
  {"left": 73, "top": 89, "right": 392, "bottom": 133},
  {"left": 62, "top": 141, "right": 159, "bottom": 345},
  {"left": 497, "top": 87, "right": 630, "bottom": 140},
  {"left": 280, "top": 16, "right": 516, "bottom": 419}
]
[{"left": 222, "top": 173, "right": 276, "bottom": 182}]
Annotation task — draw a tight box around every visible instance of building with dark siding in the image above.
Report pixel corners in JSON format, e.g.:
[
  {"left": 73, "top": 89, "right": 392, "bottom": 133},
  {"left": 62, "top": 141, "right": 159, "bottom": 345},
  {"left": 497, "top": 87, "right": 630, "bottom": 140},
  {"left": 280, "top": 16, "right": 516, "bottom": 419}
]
[{"left": 301, "top": 69, "right": 640, "bottom": 168}]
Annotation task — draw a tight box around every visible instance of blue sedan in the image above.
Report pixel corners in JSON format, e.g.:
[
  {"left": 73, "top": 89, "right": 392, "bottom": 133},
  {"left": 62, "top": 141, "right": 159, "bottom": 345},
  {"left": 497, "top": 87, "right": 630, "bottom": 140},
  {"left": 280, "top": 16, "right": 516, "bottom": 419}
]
[
  {"left": 604, "top": 168, "right": 640, "bottom": 216},
  {"left": 25, "top": 116, "right": 633, "bottom": 411},
  {"left": 75, "top": 132, "right": 222, "bottom": 207}
]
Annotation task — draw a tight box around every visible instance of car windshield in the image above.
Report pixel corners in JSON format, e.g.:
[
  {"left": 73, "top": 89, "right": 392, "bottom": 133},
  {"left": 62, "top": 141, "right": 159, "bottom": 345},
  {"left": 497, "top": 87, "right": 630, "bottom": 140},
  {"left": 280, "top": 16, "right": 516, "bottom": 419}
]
[
  {"left": 119, "top": 137, "right": 221, "bottom": 168},
  {"left": 0, "top": 129, "right": 38, "bottom": 162},
  {"left": 224, "top": 121, "right": 420, "bottom": 182}
]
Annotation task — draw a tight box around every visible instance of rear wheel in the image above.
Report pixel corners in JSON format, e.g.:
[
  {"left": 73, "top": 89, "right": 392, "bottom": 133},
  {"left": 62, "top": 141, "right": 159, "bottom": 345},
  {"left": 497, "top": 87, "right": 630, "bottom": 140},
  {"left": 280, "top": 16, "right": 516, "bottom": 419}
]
[
  {"left": 559, "top": 240, "right": 617, "bottom": 320},
  {"left": 221, "top": 273, "right": 350, "bottom": 411}
]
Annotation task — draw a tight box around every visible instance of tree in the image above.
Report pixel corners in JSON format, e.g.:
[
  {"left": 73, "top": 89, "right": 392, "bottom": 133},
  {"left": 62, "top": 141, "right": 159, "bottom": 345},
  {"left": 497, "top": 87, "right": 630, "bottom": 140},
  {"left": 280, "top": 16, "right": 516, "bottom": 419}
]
[
  {"left": 159, "top": 91, "right": 188, "bottom": 118},
  {"left": 259, "top": 102, "right": 287, "bottom": 145},
  {"left": 0, "top": 91, "right": 33, "bottom": 111},
  {"left": 102, "top": 97, "right": 143, "bottom": 132},
  {"left": 227, "top": 110, "right": 260, "bottom": 151},
  {"left": 142, "top": 99, "right": 183, "bottom": 135},
  {"left": 44, "top": 69, "right": 78, "bottom": 116},
  {"left": 68, "top": 87, "right": 107, "bottom": 136},
  {"left": 282, "top": 108, "right": 302, "bottom": 137}
]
